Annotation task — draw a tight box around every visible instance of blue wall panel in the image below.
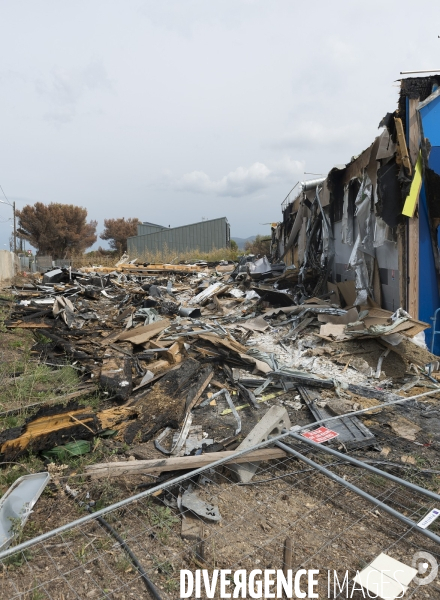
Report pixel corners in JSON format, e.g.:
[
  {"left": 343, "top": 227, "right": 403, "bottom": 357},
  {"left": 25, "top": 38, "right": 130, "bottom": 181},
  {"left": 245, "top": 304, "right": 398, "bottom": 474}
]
[
  {"left": 428, "top": 146, "right": 440, "bottom": 173},
  {"left": 420, "top": 94, "right": 440, "bottom": 146},
  {"left": 416, "top": 95, "right": 440, "bottom": 353},
  {"left": 418, "top": 183, "right": 440, "bottom": 352}
]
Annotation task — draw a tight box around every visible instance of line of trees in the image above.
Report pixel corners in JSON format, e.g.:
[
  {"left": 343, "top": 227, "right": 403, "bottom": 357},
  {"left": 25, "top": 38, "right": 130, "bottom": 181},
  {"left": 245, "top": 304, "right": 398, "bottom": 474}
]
[{"left": 16, "top": 202, "right": 140, "bottom": 258}]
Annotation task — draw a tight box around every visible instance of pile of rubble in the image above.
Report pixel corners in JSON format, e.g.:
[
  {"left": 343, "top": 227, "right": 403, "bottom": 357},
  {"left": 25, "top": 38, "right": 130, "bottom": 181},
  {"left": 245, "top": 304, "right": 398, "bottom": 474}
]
[
  {"left": 3, "top": 253, "right": 440, "bottom": 599},
  {"left": 2, "top": 256, "right": 438, "bottom": 470}
]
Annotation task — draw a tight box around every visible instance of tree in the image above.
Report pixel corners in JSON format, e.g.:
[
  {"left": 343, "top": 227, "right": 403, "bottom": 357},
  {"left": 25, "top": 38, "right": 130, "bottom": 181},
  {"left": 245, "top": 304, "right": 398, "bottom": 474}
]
[
  {"left": 244, "top": 235, "right": 271, "bottom": 256},
  {"left": 16, "top": 203, "right": 97, "bottom": 258},
  {"left": 100, "top": 217, "right": 140, "bottom": 254},
  {"left": 230, "top": 239, "right": 238, "bottom": 251}
]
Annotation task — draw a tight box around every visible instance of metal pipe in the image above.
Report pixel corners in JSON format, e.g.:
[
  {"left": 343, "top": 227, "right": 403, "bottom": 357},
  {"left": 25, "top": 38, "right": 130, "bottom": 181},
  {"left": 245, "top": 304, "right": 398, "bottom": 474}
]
[
  {"left": 301, "top": 177, "right": 326, "bottom": 191},
  {"left": 400, "top": 70, "right": 440, "bottom": 74},
  {"left": 288, "top": 431, "right": 440, "bottom": 503},
  {"left": 96, "top": 515, "right": 162, "bottom": 600},
  {"left": 2, "top": 386, "right": 440, "bottom": 560},
  {"left": 275, "top": 440, "right": 440, "bottom": 546}
]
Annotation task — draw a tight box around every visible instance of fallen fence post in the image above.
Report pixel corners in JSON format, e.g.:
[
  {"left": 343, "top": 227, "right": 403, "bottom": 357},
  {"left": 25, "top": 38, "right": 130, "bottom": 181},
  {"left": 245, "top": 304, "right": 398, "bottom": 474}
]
[
  {"left": 275, "top": 440, "right": 440, "bottom": 547},
  {"left": 288, "top": 430, "right": 440, "bottom": 503}
]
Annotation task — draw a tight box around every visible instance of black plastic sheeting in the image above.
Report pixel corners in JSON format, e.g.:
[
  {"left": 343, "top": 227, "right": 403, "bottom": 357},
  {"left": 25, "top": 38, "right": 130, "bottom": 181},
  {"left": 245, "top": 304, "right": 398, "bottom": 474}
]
[{"left": 377, "top": 159, "right": 403, "bottom": 228}]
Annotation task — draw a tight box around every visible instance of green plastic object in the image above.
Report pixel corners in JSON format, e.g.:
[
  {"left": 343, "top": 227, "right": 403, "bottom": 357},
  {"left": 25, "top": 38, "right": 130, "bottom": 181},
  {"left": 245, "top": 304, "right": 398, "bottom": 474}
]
[{"left": 42, "top": 440, "right": 91, "bottom": 461}]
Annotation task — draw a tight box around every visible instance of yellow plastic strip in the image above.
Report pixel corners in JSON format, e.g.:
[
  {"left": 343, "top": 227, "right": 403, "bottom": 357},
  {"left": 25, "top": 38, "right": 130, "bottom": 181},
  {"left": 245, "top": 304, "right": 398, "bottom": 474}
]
[
  {"left": 402, "top": 152, "right": 423, "bottom": 218},
  {"left": 220, "top": 391, "right": 286, "bottom": 415}
]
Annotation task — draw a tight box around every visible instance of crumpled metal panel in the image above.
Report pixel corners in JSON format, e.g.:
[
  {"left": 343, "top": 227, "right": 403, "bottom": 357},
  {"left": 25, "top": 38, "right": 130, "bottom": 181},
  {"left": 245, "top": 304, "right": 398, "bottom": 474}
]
[
  {"left": 341, "top": 184, "right": 354, "bottom": 245},
  {"left": 355, "top": 173, "right": 374, "bottom": 257}
]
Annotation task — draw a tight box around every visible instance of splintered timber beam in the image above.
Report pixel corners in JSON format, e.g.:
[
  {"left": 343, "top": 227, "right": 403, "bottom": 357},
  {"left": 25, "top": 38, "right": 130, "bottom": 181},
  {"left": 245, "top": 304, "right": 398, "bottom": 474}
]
[
  {"left": 80, "top": 264, "right": 204, "bottom": 274},
  {"left": 0, "top": 405, "right": 137, "bottom": 458},
  {"left": 85, "top": 448, "right": 288, "bottom": 479},
  {"left": 394, "top": 117, "right": 412, "bottom": 175}
]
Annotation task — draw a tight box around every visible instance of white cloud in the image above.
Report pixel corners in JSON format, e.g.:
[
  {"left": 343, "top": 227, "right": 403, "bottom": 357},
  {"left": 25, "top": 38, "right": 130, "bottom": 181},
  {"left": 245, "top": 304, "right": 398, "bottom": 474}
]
[{"left": 175, "top": 158, "right": 304, "bottom": 197}]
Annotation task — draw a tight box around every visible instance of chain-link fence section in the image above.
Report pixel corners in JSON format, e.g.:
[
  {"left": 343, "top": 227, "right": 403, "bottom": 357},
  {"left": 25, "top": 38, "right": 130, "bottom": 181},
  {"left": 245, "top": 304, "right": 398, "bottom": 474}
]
[{"left": 1, "top": 432, "right": 440, "bottom": 599}]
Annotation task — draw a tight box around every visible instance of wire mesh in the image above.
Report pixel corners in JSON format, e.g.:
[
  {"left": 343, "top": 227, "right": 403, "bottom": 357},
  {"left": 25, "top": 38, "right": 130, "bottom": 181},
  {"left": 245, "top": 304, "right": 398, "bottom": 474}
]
[{"left": 1, "top": 439, "right": 440, "bottom": 599}]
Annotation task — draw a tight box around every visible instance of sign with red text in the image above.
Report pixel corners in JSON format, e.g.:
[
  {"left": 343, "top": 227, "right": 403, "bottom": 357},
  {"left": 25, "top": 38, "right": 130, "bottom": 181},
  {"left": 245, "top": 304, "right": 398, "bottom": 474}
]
[{"left": 302, "top": 426, "right": 339, "bottom": 443}]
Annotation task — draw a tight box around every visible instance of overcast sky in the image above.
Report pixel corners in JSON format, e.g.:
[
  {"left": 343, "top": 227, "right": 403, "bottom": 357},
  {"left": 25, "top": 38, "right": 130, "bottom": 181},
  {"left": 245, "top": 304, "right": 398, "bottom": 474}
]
[{"left": 1, "top": 0, "right": 439, "bottom": 251}]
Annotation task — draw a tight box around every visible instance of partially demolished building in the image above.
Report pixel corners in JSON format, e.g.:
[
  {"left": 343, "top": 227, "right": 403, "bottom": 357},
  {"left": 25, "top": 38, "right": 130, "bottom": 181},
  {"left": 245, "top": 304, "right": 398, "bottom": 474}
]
[{"left": 272, "top": 76, "right": 440, "bottom": 352}]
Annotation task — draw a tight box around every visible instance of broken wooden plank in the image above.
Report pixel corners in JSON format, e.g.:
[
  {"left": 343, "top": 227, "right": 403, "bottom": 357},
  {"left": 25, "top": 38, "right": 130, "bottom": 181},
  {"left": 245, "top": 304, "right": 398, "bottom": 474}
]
[
  {"left": 283, "top": 538, "right": 293, "bottom": 578},
  {"left": 197, "top": 333, "right": 247, "bottom": 355},
  {"left": 0, "top": 404, "right": 137, "bottom": 459},
  {"left": 6, "top": 321, "right": 52, "bottom": 329},
  {"left": 100, "top": 330, "right": 124, "bottom": 347},
  {"left": 85, "top": 447, "right": 288, "bottom": 479},
  {"left": 394, "top": 116, "right": 412, "bottom": 175},
  {"left": 116, "top": 319, "right": 170, "bottom": 345}
]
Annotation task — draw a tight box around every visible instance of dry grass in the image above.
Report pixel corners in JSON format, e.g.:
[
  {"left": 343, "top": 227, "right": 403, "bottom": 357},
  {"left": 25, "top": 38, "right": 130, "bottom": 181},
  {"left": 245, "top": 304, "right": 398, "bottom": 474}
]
[{"left": 74, "top": 245, "right": 239, "bottom": 268}]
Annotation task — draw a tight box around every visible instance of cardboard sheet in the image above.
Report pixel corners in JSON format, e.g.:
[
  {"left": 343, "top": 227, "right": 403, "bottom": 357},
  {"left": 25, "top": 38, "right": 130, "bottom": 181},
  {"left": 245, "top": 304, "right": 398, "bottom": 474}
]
[
  {"left": 241, "top": 316, "right": 270, "bottom": 332},
  {"left": 337, "top": 280, "right": 357, "bottom": 307},
  {"left": 319, "top": 323, "right": 349, "bottom": 340},
  {"left": 327, "top": 281, "right": 341, "bottom": 306}
]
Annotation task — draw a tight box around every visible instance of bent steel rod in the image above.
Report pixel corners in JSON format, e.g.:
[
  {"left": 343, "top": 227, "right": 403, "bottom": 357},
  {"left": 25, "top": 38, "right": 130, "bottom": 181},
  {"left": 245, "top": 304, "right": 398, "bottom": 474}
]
[
  {"left": 288, "top": 431, "right": 440, "bottom": 503},
  {"left": 1, "top": 386, "right": 440, "bottom": 561},
  {"left": 275, "top": 440, "right": 440, "bottom": 546}
]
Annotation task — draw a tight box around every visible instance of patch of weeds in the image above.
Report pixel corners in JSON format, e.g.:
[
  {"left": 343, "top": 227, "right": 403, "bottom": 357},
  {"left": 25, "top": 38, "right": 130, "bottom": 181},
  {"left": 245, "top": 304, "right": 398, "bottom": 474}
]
[
  {"left": 76, "top": 543, "right": 90, "bottom": 563},
  {"left": 0, "top": 361, "right": 79, "bottom": 407},
  {"left": 1, "top": 516, "right": 34, "bottom": 569},
  {"left": 135, "top": 498, "right": 153, "bottom": 517},
  {"left": 150, "top": 506, "right": 179, "bottom": 529},
  {"left": 92, "top": 480, "right": 121, "bottom": 510},
  {"left": 1, "top": 414, "right": 25, "bottom": 429},
  {"left": 95, "top": 536, "right": 112, "bottom": 551},
  {"left": 22, "top": 519, "right": 40, "bottom": 542},
  {"left": 30, "top": 588, "right": 47, "bottom": 600},
  {"left": 8, "top": 516, "right": 24, "bottom": 544},
  {"left": 19, "top": 451, "right": 44, "bottom": 473},
  {"left": 0, "top": 463, "right": 32, "bottom": 492},
  {"left": 33, "top": 333, "right": 52, "bottom": 345},
  {"left": 149, "top": 506, "right": 179, "bottom": 542},
  {"left": 79, "top": 392, "right": 101, "bottom": 411},
  {"left": 8, "top": 339, "right": 24, "bottom": 349},
  {"left": 152, "top": 556, "right": 174, "bottom": 576},
  {"left": 164, "top": 578, "right": 179, "bottom": 593},
  {"left": 115, "top": 551, "right": 132, "bottom": 573},
  {"left": 133, "top": 430, "right": 143, "bottom": 443},
  {"left": 414, "top": 454, "right": 428, "bottom": 467},
  {"left": 367, "top": 474, "right": 387, "bottom": 488},
  {"left": 2, "top": 549, "right": 32, "bottom": 569}
]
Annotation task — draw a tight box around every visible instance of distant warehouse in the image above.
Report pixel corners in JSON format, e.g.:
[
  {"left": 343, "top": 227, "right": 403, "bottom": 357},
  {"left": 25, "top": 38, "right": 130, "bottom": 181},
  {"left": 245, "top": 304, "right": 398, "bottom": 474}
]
[{"left": 127, "top": 217, "right": 230, "bottom": 256}]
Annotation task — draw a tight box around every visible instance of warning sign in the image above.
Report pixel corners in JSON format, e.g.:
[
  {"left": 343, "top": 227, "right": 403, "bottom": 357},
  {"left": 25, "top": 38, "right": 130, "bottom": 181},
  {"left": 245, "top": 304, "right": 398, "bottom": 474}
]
[{"left": 302, "top": 426, "right": 339, "bottom": 443}]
